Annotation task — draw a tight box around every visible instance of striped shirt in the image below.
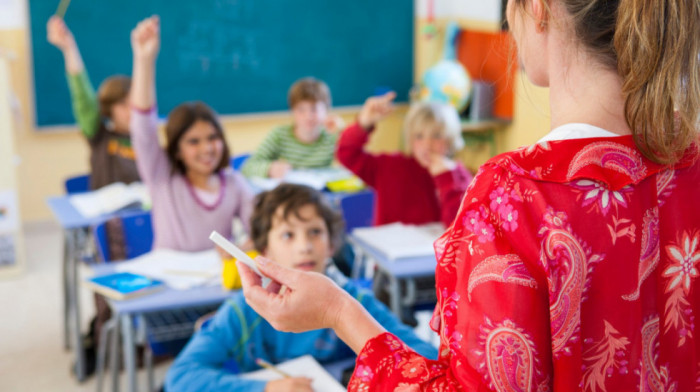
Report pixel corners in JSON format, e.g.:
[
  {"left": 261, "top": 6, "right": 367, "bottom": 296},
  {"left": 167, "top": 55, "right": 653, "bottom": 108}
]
[{"left": 241, "top": 124, "right": 338, "bottom": 178}]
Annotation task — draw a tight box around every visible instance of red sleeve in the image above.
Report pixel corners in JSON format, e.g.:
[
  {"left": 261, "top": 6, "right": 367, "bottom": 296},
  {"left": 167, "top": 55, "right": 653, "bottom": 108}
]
[
  {"left": 350, "top": 164, "right": 553, "bottom": 391},
  {"left": 336, "top": 122, "right": 379, "bottom": 188},
  {"left": 434, "top": 163, "right": 473, "bottom": 227}
]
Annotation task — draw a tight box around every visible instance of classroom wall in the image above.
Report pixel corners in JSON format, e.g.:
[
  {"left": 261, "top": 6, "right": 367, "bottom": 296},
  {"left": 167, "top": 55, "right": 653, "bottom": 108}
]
[{"left": 3, "top": 0, "right": 550, "bottom": 224}]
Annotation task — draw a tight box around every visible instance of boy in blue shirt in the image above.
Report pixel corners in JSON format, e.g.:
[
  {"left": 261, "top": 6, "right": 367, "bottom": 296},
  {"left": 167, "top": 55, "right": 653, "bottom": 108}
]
[{"left": 165, "top": 184, "right": 437, "bottom": 391}]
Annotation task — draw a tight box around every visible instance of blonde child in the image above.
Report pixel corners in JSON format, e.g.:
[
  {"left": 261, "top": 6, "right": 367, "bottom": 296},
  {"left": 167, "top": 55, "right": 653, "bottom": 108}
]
[
  {"left": 129, "top": 16, "right": 253, "bottom": 251},
  {"left": 241, "top": 77, "right": 343, "bottom": 179},
  {"left": 337, "top": 92, "right": 473, "bottom": 227},
  {"left": 165, "top": 184, "right": 437, "bottom": 392},
  {"left": 47, "top": 16, "right": 139, "bottom": 189}
]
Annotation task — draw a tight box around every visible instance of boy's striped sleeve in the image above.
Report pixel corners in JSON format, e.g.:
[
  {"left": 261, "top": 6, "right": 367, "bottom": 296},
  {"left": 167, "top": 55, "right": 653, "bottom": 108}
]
[{"left": 240, "top": 128, "right": 282, "bottom": 178}]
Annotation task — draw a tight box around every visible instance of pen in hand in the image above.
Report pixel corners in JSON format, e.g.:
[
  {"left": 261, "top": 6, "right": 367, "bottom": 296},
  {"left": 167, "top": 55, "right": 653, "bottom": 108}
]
[{"left": 255, "top": 358, "right": 291, "bottom": 378}]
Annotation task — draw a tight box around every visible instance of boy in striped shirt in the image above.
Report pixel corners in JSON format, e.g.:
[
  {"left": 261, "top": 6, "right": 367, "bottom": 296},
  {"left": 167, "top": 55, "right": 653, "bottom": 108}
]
[{"left": 241, "top": 77, "right": 343, "bottom": 178}]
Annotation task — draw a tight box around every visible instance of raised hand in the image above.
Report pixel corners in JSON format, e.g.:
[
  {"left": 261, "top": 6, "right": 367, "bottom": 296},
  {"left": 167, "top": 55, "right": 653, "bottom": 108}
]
[
  {"left": 264, "top": 377, "right": 314, "bottom": 392},
  {"left": 130, "top": 15, "right": 160, "bottom": 61},
  {"left": 357, "top": 91, "right": 396, "bottom": 129},
  {"left": 46, "top": 16, "right": 76, "bottom": 51}
]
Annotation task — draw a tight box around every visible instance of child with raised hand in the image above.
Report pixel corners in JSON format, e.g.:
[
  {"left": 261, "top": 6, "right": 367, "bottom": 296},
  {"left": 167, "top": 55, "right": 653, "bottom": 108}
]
[
  {"left": 165, "top": 183, "right": 437, "bottom": 392},
  {"left": 241, "top": 77, "right": 344, "bottom": 179},
  {"left": 47, "top": 16, "right": 139, "bottom": 190},
  {"left": 337, "top": 92, "right": 473, "bottom": 227},
  {"left": 130, "top": 16, "right": 253, "bottom": 251}
]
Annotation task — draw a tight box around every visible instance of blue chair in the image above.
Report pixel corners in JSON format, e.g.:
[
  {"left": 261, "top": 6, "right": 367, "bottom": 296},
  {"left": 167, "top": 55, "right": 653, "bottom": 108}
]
[
  {"left": 93, "top": 211, "right": 153, "bottom": 262},
  {"left": 339, "top": 190, "right": 375, "bottom": 233},
  {"left": 230, "top": 153, "right": 251, "bottom": 171},
  {"left": 64, "top": 174, "right": 90, "bottom": 194}
]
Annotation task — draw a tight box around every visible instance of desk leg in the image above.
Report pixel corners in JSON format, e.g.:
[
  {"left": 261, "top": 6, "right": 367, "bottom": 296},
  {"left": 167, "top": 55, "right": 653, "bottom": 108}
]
[
  {"left": 62, "top": 229, "right": 71, "bottom": 350},
  {"left": 121, "top": 314, "right": 138, "bottom": 392},
  {"left": 111, "top": 315, "right": 121, "bottom": 392},
  {"left": 388, "top": 274, "right": 402, "bottom": 317},
  {"left": 67, "top": 228, "right": 86, "bottom": 381}
]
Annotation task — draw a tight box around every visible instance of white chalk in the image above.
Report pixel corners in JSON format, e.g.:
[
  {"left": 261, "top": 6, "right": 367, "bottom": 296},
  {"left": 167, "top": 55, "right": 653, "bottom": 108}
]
[{"left": 209, "top": 231, "right": 270, "bottom": 286}]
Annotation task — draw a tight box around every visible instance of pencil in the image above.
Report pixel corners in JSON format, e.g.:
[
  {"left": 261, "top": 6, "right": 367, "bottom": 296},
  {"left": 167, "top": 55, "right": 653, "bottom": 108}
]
[
  {"left": 55, "top": 0, "right": 72, "bottom": 18},
  {"left": 255, "top": 358, "right": 291, "bottom": 378}
]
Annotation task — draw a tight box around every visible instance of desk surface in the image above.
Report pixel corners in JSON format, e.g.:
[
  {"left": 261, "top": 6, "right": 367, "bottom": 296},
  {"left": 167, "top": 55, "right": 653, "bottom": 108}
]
[
  {"left": 349, "top": 233, "right": 437, "bottom": 279},
  {"left": 47, "top": 195, "right": 145, "bottom": 229},
  {"left": 91, "top": 264, "right": 233, "bottom": 314}
]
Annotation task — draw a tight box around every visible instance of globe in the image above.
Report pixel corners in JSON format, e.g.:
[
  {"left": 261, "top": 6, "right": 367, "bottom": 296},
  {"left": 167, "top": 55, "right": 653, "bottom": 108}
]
[{"left": 419, "top": 59, "right": 472, "bottom": 112}]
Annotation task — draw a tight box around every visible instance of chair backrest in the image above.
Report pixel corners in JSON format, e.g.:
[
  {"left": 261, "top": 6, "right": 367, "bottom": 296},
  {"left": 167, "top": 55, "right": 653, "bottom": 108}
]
[
  {"left": 64, "top": 174, "right": 91, "bottom": 194},
  {"left": 339, "top": 190, "right": 375, "bottom": 233},
  {"left": 230, "top": 153, "right": 251, "bottom": 171},
  {"left": 93, "top": 211, "right": 154, "bottom": 262}
]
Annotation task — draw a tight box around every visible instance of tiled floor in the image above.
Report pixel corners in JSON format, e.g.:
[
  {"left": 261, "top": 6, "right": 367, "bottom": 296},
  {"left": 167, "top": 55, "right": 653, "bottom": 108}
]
[{"left": 0, "top": 222, "right": 171, "bottom": 392}]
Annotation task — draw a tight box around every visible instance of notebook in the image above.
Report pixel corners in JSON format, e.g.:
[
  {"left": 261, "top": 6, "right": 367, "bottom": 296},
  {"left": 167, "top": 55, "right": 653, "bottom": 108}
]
[
  {"left": 83, "top": 272, "right": 164, "bottom": 300},
  {"left": 351, "top": 222, "right": 445, "bottom": 260},
  {"left": 114, "top": 249, "right": 222, "bottom": 290},
  {"left": 241, "top": 355, "right": 345, "bottom": 392}
]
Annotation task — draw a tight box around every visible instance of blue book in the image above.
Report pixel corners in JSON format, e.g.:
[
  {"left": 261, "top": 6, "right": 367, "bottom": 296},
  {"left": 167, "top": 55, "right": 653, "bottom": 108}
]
[{"left": 84, "top": 272, "right": 165, "bottom": 300}]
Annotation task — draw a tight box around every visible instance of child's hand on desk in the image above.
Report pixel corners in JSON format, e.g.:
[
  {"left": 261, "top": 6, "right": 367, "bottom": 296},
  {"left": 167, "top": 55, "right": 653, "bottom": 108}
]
[
  {"left": 358, "top": 91, "right": 396, "bottom": 129},
  {"left": 237, "top": 256, "right": 352, "bottom": 333},
  {"left": 131, "top": 16, "right": 160, "bottom": 61},
  {"left": 264, "top": 377, "right": 313, "bottom": 392},
  {"left": 46, "top": 16, "right": 76, "bottom": 51},
  {"left": 268, "top": 160, "right": 292, "bottom": 179}
]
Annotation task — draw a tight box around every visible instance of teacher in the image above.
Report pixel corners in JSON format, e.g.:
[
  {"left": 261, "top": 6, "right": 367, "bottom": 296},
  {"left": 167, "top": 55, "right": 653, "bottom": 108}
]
[{"left": 239, "top": 0, "right": 700, "bottom": 390}]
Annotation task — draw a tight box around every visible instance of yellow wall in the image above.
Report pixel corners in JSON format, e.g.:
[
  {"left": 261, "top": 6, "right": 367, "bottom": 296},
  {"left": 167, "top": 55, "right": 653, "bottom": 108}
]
[{"left": 3, "top": 9, "right": 551, "bottom": 224}]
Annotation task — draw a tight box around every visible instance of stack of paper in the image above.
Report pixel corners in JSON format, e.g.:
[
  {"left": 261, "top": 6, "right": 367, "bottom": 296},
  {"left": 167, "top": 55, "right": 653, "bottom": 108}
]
[
  {"left": 69, "top": 182, "right": 150, "bottom": 218},
  {"left": 241, "top": 355, "right": 345, "bottom": 392},
  {"left": 351, "top": 222, "right": 445, "bottom": 260},
  {"left": 114, "top": 249, "right": 221, "bottom": 290}
]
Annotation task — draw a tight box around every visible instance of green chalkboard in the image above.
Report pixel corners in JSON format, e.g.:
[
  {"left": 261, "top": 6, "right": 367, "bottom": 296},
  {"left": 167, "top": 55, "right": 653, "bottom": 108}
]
[{"left": 30, "top": 0, "right": 413, "bottom": 127}]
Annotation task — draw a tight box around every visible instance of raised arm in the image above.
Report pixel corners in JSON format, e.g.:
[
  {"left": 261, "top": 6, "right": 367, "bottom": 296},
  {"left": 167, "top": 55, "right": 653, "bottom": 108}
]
[
  {"left": 47, "top": 16, "right": 99, "bottom": 138},
  {"left": 128, "top": 16, "right": 169, "bottom": 185},
  {"left": 335, "top": 92, "right": 396, "bottom": 187},
  {"left": 130, "top": 16, "right": 159, "bottom": 111}
]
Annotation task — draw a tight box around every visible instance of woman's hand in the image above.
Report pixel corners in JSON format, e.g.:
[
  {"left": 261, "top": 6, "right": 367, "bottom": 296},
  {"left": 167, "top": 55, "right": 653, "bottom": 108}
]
[
  {"left": 264, "top": 377, "right": 314, "bottom": 392},
  {"left": 237, "top": 257, "right": 350, "bottom": 332},
  {"left": 46, "top": 16, "right": 75, "bottom": 51},
  {"left": 238, "top": 257, "right": 386, "bottom": 353},
  {"left": 130, "top": 16, "right": 160, "bottom": 62},
  {"left": 357, "top": 91, "right": 396, "bottom": 130}
]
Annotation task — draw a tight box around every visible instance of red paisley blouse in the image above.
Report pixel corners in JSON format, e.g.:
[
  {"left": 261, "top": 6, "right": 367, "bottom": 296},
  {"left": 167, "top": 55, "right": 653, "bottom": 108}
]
[{"left": 350, "top": 133, "right": 700, "bottom": 391}]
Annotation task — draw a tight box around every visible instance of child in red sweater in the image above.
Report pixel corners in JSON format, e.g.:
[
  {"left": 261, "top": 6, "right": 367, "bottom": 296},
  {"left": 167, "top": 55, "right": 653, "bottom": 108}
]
[{"left": 337, "top": 92, "right": 472, "bottom": 228}]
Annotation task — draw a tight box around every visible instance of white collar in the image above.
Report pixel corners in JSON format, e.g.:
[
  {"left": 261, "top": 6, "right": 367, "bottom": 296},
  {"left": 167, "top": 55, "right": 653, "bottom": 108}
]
[{"left": 537, "top": 123, "right": 621, "bottom": 143}]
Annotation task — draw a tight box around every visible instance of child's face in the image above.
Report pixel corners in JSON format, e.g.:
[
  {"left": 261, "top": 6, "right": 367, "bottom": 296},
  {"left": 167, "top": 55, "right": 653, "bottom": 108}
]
[
  {"left": 292, "top": 100, "right": 328, "bottom": 143},
  {"left": 410, "top": 125, "right": 449, "bottom": 168},
  {"left": 111, "top": 99, "right": 131, "bottom": 134},
  {"left": 263, "top": 204, "right": 332, "bottom": 274},
  {"left": 177, "top": 120, "right": 224, "bottom": 177}
]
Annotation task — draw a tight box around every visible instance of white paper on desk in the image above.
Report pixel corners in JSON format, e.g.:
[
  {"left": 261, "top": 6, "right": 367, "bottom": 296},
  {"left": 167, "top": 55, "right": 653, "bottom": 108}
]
[
  {"left": 114, "top": 249, "right": 221, "bottom": 290},
  {"left": 241, "top": 355, "right": 346, "bottom": 392},
  {"left": 69, "top": 182, "right": 150, "bottom": 218},
  {"left": 352, "top": 222, "right": 445, "bottom": 260},
  {"left": 249, "top": 167, "right": 355, "bottom": 192}
]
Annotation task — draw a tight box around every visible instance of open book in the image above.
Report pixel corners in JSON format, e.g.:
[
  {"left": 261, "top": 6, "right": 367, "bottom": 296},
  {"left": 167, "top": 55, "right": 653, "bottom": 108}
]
[
  {"left": 241, "top": 355, "right": 346, "bottom": 392},
  {"left": 114, "top": 249, "right": 222, "bottom": 290},
  {"left": 69, "top": 182, "right": 150, "bottom": 218},
  {"left": 351, "top": 222, "right": 445, "bottom": 260}
]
